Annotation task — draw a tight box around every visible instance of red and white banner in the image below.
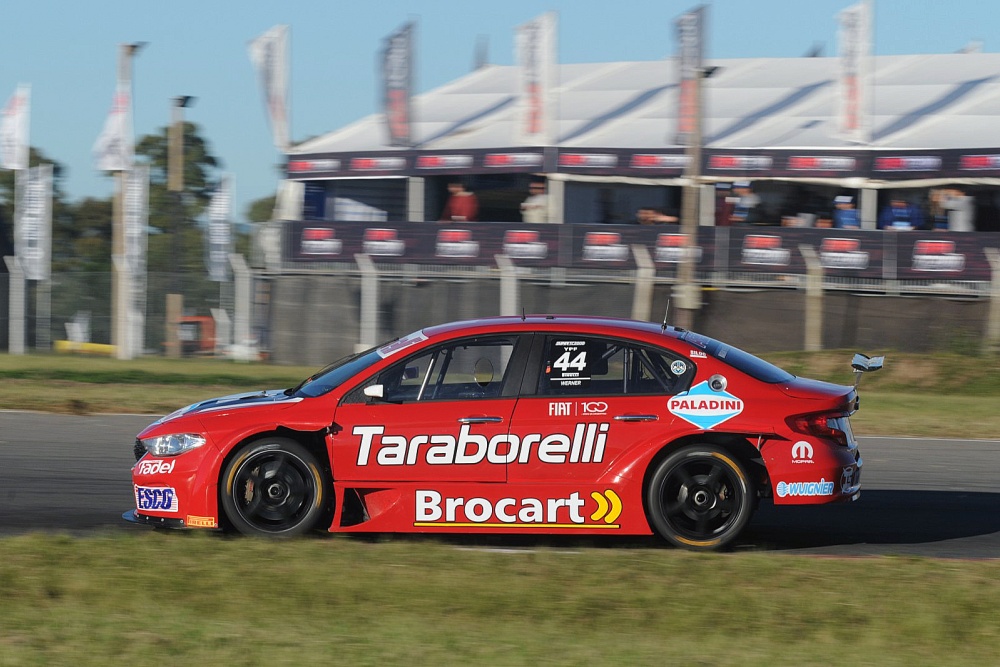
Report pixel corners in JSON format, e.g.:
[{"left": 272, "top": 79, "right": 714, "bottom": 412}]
[
  {"left": 675, "top": 5, "right": 706, "bottom": 146},
  {"left": 514, "top": 11, "right": 557, "bottom": 146},
  {"left": 248, "top": 24, "right": 290, "bottom": 152},
  {"left": 837, "top": 1, "right": 871, "bottom": 143},
  {"left": 93, "top": 80, "right": 133, "bottom": 171},
  {"left": 206, "top": 174, "right": 234, "bottom": 282},
  {"left": 1, "top": 84, "right": 30, "bottom": 171},
  {"left": 16, "top": 163, "right": 52, "bottom": 281},
  {"left": 382, "top": 22, "right": 415, "bottom": 147}
]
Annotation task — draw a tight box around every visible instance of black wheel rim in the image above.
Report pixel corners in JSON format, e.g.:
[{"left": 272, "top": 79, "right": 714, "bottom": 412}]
[
  {"left": 656, "top": 455, "right": 745, "bottom": 543},
  {"left": 231, "top": 450, "right": 316, "bottom": 533}
]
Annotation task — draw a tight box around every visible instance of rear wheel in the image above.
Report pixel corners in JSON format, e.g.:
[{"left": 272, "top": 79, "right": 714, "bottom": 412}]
[
  {"left": 221, "top": 438, "right": 329, "bottom": 537},
  {"left": 645, "top": 444, "right": 754, "bottom": 550}
]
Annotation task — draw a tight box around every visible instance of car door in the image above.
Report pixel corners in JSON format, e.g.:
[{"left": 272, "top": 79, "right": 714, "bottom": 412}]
[
  {"left": 332, "top": 334, "right": 528, "bottom": 482},
  {"left": 507, "top": 334, "right": 695, "bottom": 483}
]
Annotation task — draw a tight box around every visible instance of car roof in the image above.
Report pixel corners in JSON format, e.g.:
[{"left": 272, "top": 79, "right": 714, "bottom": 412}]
[{"left": 422, "top": 315, "right": 684, "bottom": 342}]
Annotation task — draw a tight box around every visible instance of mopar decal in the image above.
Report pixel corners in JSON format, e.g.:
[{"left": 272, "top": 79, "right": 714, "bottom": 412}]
[
  {"left": 414, "top": 489, "right": 622, "bottom": 528},
  {"left": 668, "top": 381, "right": 744, "bottom": 430},
  {"left": 135, "top": 485, "right": 178, "bottom": 512},
  {"left": 354, "top": 423, "right": 609, "bottom": 466}
]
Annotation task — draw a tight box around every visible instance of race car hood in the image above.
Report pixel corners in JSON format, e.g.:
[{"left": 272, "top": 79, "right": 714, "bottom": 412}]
[{"left": 151, "top": 389, "right": 302, "bottom": 426}]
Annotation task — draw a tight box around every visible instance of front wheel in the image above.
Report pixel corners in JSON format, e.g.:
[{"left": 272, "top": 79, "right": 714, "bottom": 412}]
[
  {"left": 221, "top": 438, "right": 329, "bottom": 537},
  {"left": 645, "top": 445, "right": 755, "bottom": 550}
]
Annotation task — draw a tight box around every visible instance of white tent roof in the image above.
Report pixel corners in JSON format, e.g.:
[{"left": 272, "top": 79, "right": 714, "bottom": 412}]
[{"left": 291, "top": 52, "right": 1000, "bottom": 155}]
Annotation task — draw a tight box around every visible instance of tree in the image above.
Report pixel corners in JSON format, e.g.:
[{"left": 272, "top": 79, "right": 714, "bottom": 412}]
[
  {"left": 134, "top": 121, "right": 222, "bottom": 275},
  {"left": 246, "top": 194, "right": 277, "bottom": 223}
]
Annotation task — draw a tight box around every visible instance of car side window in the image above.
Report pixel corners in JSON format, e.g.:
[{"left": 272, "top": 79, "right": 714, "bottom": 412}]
[
  {"left": 537, "top": 336, "right": 693, "bottom": 397},
  {"left": 380, "top": 336, "right": 517, "bottom": 402}
]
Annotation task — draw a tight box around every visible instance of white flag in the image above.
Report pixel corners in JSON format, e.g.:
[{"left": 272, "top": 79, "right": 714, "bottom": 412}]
[
  {"left": 837, "top": 1, "right": 872, "bottom": 143},
  {"left": 1, "top": 84, "right": 30, "bottom": 170},
  {"left": 248, "top": 25, "right": 290, "bottom": 151},
  {"left": 514, "top": 12, "right": 557, "bottom": 146},
  {"left": 93, "top": 81, "right": 133, "bottom": 171}
]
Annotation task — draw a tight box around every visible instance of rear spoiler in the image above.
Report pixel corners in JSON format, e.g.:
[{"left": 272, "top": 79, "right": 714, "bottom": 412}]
[{"left": 851, "top": 353, "right": 885, "bottom": 388}]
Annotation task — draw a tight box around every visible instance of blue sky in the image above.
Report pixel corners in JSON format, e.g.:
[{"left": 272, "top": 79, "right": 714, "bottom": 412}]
[{"left": 2, "top": 0, "right": 996, "bottom": 222}]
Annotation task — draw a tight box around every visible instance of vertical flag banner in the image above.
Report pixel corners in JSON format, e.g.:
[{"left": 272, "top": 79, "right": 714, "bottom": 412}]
[
  {"left": 837, "top": 0, "right": 872, "bottom": 143},
  {"left": 207, "top": 174, "right": 233, "bottom": 282},
  {"left": 675, "top": 5, "right": 706, "bottom": 146},
  {"left": 514, "top": 11, "right": 557, "bottom": 146},
  {"left": 248, "top": 25, "right": 290, "bottom": 152},
  {"left": 1, "top": 84, "right": 30, "bottom": 170},
  {"left": 93, "top": 81, "right": 133, "bottom": 171},
  {"left": 382, "top": 21, "right": 415, "bottom": 147},
  {"left": 16, "top": 163, "right": 52, "bottom": 281},
  {"left": 124, "top": 164, "right": 149, "bottom": 357}
]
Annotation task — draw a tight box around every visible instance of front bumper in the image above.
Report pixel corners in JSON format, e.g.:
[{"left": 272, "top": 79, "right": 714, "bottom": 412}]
[{"left": 122, "top": 509, "right": 187, "bottom": 529}]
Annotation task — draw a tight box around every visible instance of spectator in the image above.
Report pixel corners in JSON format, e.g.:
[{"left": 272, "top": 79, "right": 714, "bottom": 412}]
[
  {"left": 927, "top": 189, "right": 949, "bottom": 231},
  {"left": 942, "top": 187, "right": 975, "bottom": 232},
  {"left": 439, "top": 180, "right": 479, "bottom": 222},
  {"left": 650, "top": 208, "right": 679, "bottom": 224},
  {"left": 715, "top": 183, "right": 736, "bottom": 226},
  {"left": 730, "top": 181, "right": 762, "bottom": 225},
  {"left": 833, "top": 195, "right": 860, "bottom": 229},
  {"left": 520, "top": 180, "right": 550, "bottom": 223},
  {"left": 878, "top": 196, "right": 923, "bottom": 231}
]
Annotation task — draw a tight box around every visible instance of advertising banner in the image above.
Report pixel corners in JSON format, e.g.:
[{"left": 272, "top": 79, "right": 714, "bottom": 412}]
[
  {"left": 207, "top": 174, "right": 234, "bottom": 281},
  {"left": 93, "top": 81, "right": 133, "bottom": 171},
  {"left": 285, "top": 221, "right": 1000, "bottom": 284},
  {"left": 0, "top": 84, "right": 30, "bottom": 170},
  {"left": 675, "top": 5, "right": 706, "bottom": 146},
  {"left": 248, "top": 25, "right": 290, "bottom": 152},
  {"left": 15, "top": 163, "right": 52, "bottom": 281},
  {"left": 514, "top": 11, "right": 557, "bottom": 146},
  {"left": 382, "top": 22, "right": 415, "bottom": 147},
  {"left": 837, "top": 1, "right": 872, "bottom": 143}
]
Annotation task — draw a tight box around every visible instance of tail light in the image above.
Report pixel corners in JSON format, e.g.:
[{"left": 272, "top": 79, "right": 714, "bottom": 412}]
[{"left": 786, "top": 412, "right": 850, "bottom": 446}]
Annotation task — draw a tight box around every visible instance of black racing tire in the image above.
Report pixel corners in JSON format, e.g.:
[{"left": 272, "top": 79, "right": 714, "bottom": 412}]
[
  {"left": 221, "top": 438, "right": 330, "bottom": 537},
  {"left": 645, "top": 444, "right": 755, "bottom": 551}
]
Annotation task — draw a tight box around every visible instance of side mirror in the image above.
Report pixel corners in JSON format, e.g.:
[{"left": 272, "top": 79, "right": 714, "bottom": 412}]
[{"left": 363, "top": 384, "right": 385, "bottom": 400}]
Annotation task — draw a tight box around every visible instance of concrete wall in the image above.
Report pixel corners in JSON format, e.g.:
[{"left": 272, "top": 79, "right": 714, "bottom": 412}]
[{"left": 267, "top": 273, "right": 991, "bottom": 365}]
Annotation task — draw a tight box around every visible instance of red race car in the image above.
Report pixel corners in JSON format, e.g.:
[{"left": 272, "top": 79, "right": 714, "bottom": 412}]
[{"left": 125, "top": 315, "right": 881, "bottom": 550}]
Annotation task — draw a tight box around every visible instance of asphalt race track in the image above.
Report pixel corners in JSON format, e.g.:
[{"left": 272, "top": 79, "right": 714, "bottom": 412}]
[{"left": 2, "top": 411, "right": 999, "bottom": 558}]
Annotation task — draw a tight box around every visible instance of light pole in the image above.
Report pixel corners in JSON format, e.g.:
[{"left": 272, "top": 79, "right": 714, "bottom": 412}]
[
  {"left": 675, "top": 65, "right": 718, "bottom": 331},
  {"left": 165, "top": 95, "right": 194, "bottom": 358},
  {"left": 112, "top": 42, "right": 145, "bottom": 360}
]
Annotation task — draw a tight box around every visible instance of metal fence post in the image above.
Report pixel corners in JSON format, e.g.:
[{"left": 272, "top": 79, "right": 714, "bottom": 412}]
[
  {"left": 229, "top": 253, "right": 253, "bottom": 360},
  {"left": 799, "top": 244, "right": 823, "bottom": 352},
  {"left": 4, "top": 256, "right": 25, "bottom": 355},
  {"left": 631, "top": 244, "right": 655, "bottom": 322},
  {"left": 985, "top": 248, "right": 1000, "bottom": 354},
  {"left": 355, "top": 253, "right": 379, "bottom": 352},
  {"left": 496, "top": 254, "right": 519, "bottom": 316}
]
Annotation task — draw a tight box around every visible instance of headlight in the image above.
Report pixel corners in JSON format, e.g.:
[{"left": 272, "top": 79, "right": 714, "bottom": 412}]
[{"left": 141, "top": 433, "right": 207, "bottom": 457}]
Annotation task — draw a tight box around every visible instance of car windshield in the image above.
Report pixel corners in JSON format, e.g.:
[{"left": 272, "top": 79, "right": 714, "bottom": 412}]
[
  {"left": 288, "top": 347, "right": 384, "bottom": 398},
  {"left": 678, "top": 331, "right": 794, "bottom": 384}
]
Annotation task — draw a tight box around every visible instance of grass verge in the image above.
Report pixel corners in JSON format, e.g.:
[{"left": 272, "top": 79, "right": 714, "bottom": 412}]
[{"left": 1, "top": 532, "right": 998, "bottom": 666}]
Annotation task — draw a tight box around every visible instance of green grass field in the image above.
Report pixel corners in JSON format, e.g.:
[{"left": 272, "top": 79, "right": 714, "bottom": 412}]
[
  {"left": 1, "top": 533, "right": 999, "bottom": 666},
  {"left": 1, "top": 350, "right": 998, "bottom": 664}
]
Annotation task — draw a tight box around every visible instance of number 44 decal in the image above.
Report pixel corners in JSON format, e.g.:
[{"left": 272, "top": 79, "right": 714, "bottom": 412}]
[{"left": 553, "top": 351, "right": 587, "bottom": 372}]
